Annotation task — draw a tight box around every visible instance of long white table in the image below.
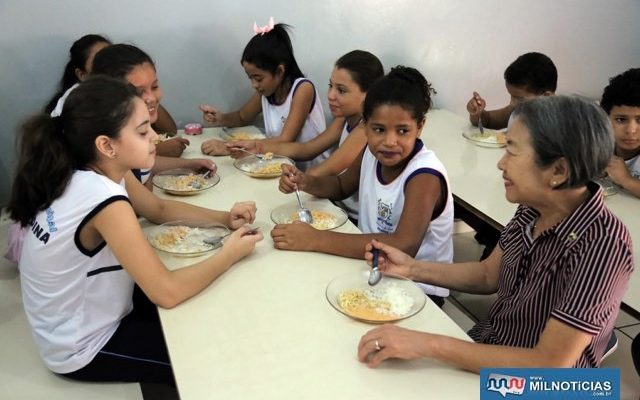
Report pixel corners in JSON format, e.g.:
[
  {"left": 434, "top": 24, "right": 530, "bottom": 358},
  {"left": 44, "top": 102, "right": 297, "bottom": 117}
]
[
  {"left": 151, "top": 127, "right": 479, "bottom": 399},
  {"left": 423, "top": 109, "right": 640, "bottom": 311}
]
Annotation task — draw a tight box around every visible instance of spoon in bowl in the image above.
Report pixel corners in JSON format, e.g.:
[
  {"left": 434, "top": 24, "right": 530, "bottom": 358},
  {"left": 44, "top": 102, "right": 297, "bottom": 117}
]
[
  {"left": 368, "top": 248, "right": 382, "bottom": 286},
  {"left": 293, "top": 186, "right": 313, "bottom": 225}
]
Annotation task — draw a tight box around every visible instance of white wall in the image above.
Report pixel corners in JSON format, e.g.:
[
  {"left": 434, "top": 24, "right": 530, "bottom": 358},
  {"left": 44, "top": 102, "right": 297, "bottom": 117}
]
[{"left": 1, "top": 0, "right": 639, "bottom": 204}]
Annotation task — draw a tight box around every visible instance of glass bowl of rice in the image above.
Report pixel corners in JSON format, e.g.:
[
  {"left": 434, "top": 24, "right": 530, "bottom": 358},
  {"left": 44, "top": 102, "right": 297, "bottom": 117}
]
[
  {"left": 152, "top": 168, "right": 220, "bottom": 195},
  {"left": 270, "top": 198, "right": 348, "bottom": 230},
  {"left": 233, "top": 154, "right": 294, "bottom": 178},
  {"left": 147, "top": 220, "right": 230, "bottom": 257},
  {"left": 325, "top": 270, "right": 426, "bottom": 323}
]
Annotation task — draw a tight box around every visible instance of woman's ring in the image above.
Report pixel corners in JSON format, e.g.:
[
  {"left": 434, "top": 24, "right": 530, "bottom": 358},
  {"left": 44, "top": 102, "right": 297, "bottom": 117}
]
[{"left": 375, "top": 339, "right": 381, "bottom": 351}]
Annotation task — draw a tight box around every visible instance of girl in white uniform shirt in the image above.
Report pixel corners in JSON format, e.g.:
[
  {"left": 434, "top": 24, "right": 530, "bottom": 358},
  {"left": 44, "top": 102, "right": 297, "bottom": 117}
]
[
  {"left": 275, "top": 66, "right": 453, "bottom": 306},
  {"left": 228, "top": 50, "right": 385, "bottom": 222},
  {"left": 200, "top": 19, "right": 326, "bottom": 170},
  {"left": 7, "top": 76, "right": 262, "bottom": 384}
]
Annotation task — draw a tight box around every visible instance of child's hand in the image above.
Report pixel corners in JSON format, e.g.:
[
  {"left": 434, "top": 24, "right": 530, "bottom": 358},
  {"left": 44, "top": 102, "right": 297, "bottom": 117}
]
[
  {"left": 606, "top": 156, "right": 631, "bottom": 186},
  {"left": 365, "top": 239, "right": 415, "bottom": 279},
  {"left": 271, "top": 222, "right": 317, "bottom": 251},
  {"left": 187, "top": 158, "right": 217, "bottom": 176},
  {"left": 157, "top": 137, "right": 190, "bottom": 157},
  {"left": 227, "top": 140, "right": 263, "bottom": 159},
  {"left": 279, "top": 164, "right": 305, "bottom": 194},
  {"left": 201, "top": 138, "right": 230, "bottom": 156},
  {"left": 219, "top": 225, "right": 263, "bottom": 264},
  {"left": 200, "top": 104, "right": 222, "bottom": 126},
  {"left": 466, "top": 92, "right": 486, "bottom": 117},
  {"left": 228, "top": 201, "right": 257, "bottom": 229}
]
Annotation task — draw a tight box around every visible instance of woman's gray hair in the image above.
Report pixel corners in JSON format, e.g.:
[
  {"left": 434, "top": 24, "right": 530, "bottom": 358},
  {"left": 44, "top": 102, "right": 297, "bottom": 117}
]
[{"left": 511, "top": 95, "right": 614, "bottom": 188}]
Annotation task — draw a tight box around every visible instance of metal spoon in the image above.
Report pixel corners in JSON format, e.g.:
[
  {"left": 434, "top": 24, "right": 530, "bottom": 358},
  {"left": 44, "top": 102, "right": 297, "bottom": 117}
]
[
  {"left": 189, "top": 170, "right": 212, "bottom": 190},
  {"left": 202, "top": 226, "right": 260, "bottom": 247},
  {"left": 368, "top": 248, "right": 382, "bottom": 286},
  {"left": 293, "top": 186, "right": 313, "bottom": 225},
  {"left": 230, "top": 147, "right": 264, "bottom": 160}
]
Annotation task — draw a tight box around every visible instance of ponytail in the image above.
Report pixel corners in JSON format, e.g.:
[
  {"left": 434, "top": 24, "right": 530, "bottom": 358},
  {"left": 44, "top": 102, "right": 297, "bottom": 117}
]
[
  {"left": 8, "top": 115, "right": 74, "bottom": 226},
  {"left": 10, "top": 76, "right": 138, "bottom": 227},
  {"left": 241, "top": 23, "right": 304, "bottom": 86}
]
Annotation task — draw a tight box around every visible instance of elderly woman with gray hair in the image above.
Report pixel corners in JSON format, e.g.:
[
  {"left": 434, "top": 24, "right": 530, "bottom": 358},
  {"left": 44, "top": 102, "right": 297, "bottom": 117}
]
[{"left": 357, "top": 95, "right": 634, "bottom": 372}]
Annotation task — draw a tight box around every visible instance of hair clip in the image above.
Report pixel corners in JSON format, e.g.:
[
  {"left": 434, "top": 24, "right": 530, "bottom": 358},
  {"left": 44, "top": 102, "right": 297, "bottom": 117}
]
[{"left": 253, "top": 16, "right": 275, "bottom": 36}]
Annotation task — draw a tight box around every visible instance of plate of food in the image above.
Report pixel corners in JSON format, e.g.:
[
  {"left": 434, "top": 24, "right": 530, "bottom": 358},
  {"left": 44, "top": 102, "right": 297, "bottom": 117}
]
[
  {"left": 270, "top": 199, "right": 348, "bottom": 230},
  {"left": 152, "top": 168, "right": 220, "bottom": 195},
  {"left": 595, "top": 177, "right": 619, "bottom": 197},
  {"left": 462, "top": 128, "right": 507, "bottom": 148},
  {"left": 233, "top": 154, "right": 294, "bottom": 178},
  {"left": 220, "top": 128, "right": 266, "bottom": 142},
  {"left": 326, "top": 271, "right": 426, "bottom": 323},
  {"left": 147, "top": 221, "right": 230, "bottom": 257}
]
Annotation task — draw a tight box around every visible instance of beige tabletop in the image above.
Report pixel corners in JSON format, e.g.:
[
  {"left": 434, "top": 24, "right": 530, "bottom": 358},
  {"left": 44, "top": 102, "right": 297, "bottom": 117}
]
[
  {"left": 422, "top": 109, "right": 640, "bottom": 311},
  {"left": 150, "top": 127, "right": 479, "bottom": 399}
]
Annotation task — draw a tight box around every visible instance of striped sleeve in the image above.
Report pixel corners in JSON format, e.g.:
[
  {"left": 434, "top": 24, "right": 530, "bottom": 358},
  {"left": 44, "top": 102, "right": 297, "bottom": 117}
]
[{"left": 552, "top": 231, "right": 634, "bottom": 335}]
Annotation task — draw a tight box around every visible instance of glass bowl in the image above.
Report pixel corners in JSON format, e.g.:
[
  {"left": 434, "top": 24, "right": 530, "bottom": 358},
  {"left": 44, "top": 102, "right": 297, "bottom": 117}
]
[
  {"left": 326, "top": 270, "right": 426, "bottom": 323},
  {"left": 270, "top": 199, "right": 348, "bottom": 230},
  {"left": 147, "top": 220, "right": 230, "bottom": 257},
  {"left": 152, "top": 168, "right": 220, "bottom": 195},
  {"left": 220, "top": 128, "right": 266, "bottom": 142},
  {"left": 462, "top": 127, "right": 507, "bottom": 148},
  {"left": 233, "top": 154, "right": 294, "bottom": 178}
]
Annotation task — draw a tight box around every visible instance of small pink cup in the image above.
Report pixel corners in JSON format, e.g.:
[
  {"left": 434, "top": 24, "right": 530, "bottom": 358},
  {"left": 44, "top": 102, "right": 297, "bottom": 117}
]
[{"left": 184, "top": 123, "right": 203, "bottom": 135}]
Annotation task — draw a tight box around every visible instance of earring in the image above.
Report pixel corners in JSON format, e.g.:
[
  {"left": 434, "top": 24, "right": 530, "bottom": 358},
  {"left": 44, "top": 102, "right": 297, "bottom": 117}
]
[{"left": 551, "top": 180, "right": 557, "bottom": 186}]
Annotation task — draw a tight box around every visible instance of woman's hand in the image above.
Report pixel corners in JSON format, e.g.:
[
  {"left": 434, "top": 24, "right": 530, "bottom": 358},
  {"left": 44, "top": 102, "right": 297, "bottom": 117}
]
[
  {"left": 365, "top": 239, "right": 415, "bottom": 279},
  {"left": 466, "top": 91, "right": 486, "bottom": 118},
  {"left": 279, "top": 164, "right": 306, "bottom": 194},
  {"left": 201, "top": 138, "right": 230, "bottom": 156},
  {"left": 228, "top": 201, "right": 257, "bottom": 229},
  {"left": 157, "top": 137, "right": 190, "bottom": 157},
  {"left": 357, "top": 324, "right": 433, "bottom": 368},
  {"left": 271, "top": 222, "right": 317, "bottom": 251},
  {"left": 200, "top": 104, "right": 223, "bottom": 126},
  {"left": 218, "top": 225, "right": 263, "bottom": 264}
]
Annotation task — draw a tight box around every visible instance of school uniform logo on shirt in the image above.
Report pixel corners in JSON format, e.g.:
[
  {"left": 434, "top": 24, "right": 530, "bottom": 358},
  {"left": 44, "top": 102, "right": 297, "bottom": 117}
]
[
  {"left": 376, "top": 198, "right": 394, "bottom": 233},
  {"left": 30, "top": 207, "right": 57, "bottom": 244}
]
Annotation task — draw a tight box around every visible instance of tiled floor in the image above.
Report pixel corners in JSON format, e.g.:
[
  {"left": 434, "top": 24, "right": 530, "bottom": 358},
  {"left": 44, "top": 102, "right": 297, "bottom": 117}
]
[{"left": 444, "top": 226, "right": 640, "bottom": 400}]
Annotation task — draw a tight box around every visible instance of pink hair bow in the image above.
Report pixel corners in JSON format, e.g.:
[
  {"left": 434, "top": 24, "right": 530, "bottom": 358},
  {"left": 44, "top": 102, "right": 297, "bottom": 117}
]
[{"left": 253, "top": 17, "right": 275, "bottom": 36}]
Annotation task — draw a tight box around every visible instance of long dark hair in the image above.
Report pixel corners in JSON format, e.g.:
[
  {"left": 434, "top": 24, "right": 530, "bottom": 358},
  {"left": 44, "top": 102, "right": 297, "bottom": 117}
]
[
  {"left": 44, "top": 34, "right": 111, "bottom": 113},
  {"left": 363, "top": 66, "right": 436, "bottom": 123},
  {"left": 9, "top": 76, "right": 139, "bottom": 226},
  {"left": 92, "top": 43, "right": 155, "bottom": 79},
  {"left": 241, "top": 23, "right": 304, "bottom": 89}
]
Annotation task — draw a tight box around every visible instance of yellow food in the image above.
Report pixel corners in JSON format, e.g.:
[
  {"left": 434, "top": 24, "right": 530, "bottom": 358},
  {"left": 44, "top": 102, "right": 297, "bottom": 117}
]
[
  {"left": 230, "top": 132, "right": 255, "bottom": 140},
  {"left": 263, "top": 152, "right": 274, "bottom": 160},
  {"left": 289, "top": 210, "right": 337, "bottom": 230},
  {"left": 338, "top": 289, "right": 396, "bottom": 321},
  {"left": 471, "top": 130, "right": 506, "bottom": 144},
  {"left": 252, "top": 163, "right": 283, "bottom": 175}
]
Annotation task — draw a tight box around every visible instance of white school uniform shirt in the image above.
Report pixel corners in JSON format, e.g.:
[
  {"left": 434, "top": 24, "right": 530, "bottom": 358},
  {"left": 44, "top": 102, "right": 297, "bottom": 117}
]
[
  {"left": 50, "top": 84, "right": 152, "bottom": 183},
  {"left": 261, "top": 77, "right": 327, "bottom": 171},
  {"left": 625, "top": 153, "right": 640, "bottom": 179},
  {"left": 334, "top": 121, "right": 360, "bottom": 221},
  {"left": 19, "top": 170, "right": 135, "bottom": 373},
  {"left": 358, "top": 139, "right": 454, "bottom": 297}
]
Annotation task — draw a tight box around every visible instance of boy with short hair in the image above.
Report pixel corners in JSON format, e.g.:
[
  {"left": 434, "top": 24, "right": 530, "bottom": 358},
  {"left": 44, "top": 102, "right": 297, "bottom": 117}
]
[
  {"left": 467, "top": 52, "right": 557, "bottom": 129},
  {"left": 600, "top": 68, "right": 640, "bottom": 198}
]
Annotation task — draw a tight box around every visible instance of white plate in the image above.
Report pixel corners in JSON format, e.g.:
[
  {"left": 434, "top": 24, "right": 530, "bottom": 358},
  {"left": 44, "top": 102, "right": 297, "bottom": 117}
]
[{"left": 326, "top": 271, "right": 426, "bottom": 323}]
